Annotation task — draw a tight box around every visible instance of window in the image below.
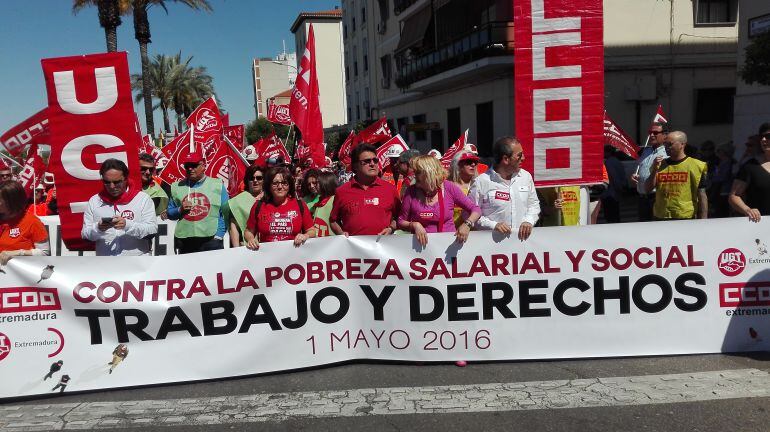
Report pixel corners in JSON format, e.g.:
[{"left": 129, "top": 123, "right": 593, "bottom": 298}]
[
  {"left": 364, "top": 88, "right": 370, "bottom": 118},
  {"left": 353, "top": 46, "right": 358, "bottom": 77},
  {"left": 344, "top": 24, "right": 348, "bottom": 39},
  {"left": 377, "top": 0, "right": 390, "bottom": 21},
  {"left": 413, "top": 114, "right": 427, "bottom": 141},
  {"left": 363, "top": 38, "right": 369, "bottom": 72},
  {"left": 447, "top": 107, "right": 461, "bottom": 145},
  {"left": 695, "top": 0, "right": 737, "bottom": 25},
  {"left": 380, "top": 55, "right": 392, "bottom": 88},
  {"left": 352, "top": 15, "right": 357, "bottom": 29},
  {"left": 397, "top": 117, "right": 408, "bottom": 136},
  {"left": 431, "top": 130, "right": 444, "bottom": 152},
  {"left": 356, "top": 92, "right": 360, "bottom": 121},
  {"left": 694, "top": 88, "right": 735, "bottom": 124},
  {"left": 361, "top": 5, "right": 367, "bottom": 24},
  {"left": 476, "top": 102, "right": 494, "bottom": 157},
  {"left": 345, "top": 65, "right": 349, "bottom": 82}
]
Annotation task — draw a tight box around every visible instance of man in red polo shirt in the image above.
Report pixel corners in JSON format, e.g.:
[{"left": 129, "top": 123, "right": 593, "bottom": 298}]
[{"left": 331, "top": 144, "right": 400, "bottom": 236}]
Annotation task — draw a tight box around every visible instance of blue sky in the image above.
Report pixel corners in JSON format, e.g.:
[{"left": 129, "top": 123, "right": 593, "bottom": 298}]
[{"left": 0, "top": 0, "right": 340, "bottom": 135}]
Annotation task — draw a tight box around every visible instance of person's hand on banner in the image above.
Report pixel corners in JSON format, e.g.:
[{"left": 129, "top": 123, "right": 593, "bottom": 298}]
[
  {"left": 294, "top": 233, "right": 309, "bottom": 247},
  {"left": 518, "top": 222, "right": 533, "bottom": 241},
  {"left": 411, "top": 222, "right": 428, "bottom": 247},
  {"left": 494, "top": 222, "right": 512, "bottom": 235},
  {"left": 455, "top": 223, "right": 471, "bottom": 244}
]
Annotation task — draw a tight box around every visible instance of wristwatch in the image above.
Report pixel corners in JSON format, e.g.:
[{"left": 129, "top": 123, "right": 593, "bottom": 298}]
[{"left": 463, "top": 220, "right": 474, "bottom": 229}]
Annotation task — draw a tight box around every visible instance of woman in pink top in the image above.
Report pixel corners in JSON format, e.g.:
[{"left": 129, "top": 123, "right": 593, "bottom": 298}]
[{"left": 398, "top": 155, "right": 481, "bottom": 247}]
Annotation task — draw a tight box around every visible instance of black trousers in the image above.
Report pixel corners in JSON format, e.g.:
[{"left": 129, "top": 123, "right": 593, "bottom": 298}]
[
  {"left": 602, "top": 197, "right": 621, "bottom": 223},
  {"left": 175, "top": 237, "right": 224, "bottom": 254},
  {"left": 637, "top": 194, "right": 656, "bottom": 222}
]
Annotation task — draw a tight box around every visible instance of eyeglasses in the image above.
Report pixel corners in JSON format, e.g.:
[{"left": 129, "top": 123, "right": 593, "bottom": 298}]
[
  {"left": 102, "top": 179, "right": 125, "bottom": 186},
  {"left": 250, "top": 176, "right": 264, "bottom": 182},
  {"left": 271, "top": 180, "right": 289, "bottom": 188},
  {"left": 139, "top": 166, "right": 155, "bottom": 172},
  {"left": 358, "top": 158, "right": 378, "bottom": 165}
]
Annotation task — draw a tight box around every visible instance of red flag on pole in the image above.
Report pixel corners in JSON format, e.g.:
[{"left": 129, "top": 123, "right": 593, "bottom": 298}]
[
  {"left": 267, "top": 100, "right": 292, "bottom": 126},
  {"left": 640, "top": 105, "right": 669, "bottom": 148},
  {"left": 338, "top": 130, "right": 357, "bottom": 168},
  {"left": 289, "top": 24, "right": 325, "bottom": 168},
  {"left": 354, "top": 118, "right": 391, "bottom": 145},
  {"left": 0, "top": 109, "right": 49, "bottom": 157},
  {"left": 185, "top": 96, "right": 223, "bottom": 146},
  {"left": 224, "top": 125, "right": 245, "bottom": 150},
  {"left": 222, "top": 113, "right": 230, "bottom": 128},
  {"left": 376, "top": 135, "right": 409, "bottom": 172},
  {"left": 17, "top": 144, "right": 47, "bottom": 197},
  {"left": 440, "top": 129, "right": 468, "bottom": 169},
  {"left": 254, "top": 132, "right": 291, "bottom": 167},
  {"left": 294, "top": 138, "right": 311, "bottom": 164},
  {"left": 206, "top": 135, "right": 248, "bottom": 197},
  {"left": 603, "top": 112, "right": 640, "bottom": 159}
]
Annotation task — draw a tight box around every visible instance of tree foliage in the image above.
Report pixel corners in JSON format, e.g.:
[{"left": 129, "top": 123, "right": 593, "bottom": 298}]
[
  {"left": 740, "top": 31, "right": 770, "bottom": 87},
  {"left": 245, "top": 118, "right": 291, "bottom": 146}
]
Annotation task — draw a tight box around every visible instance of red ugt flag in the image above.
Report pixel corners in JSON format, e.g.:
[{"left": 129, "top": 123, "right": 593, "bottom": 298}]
[
  {"left": 186, "top": 96, "right": 223, "bottom": 146},
  {"left": 267, "top": 100, "right": 292, "bottom": 126},
  {"left": 603, "top": 112, "right": 639, "bottom": 159},
  {"left": 17, "top": 144, "right": 47, "bottom": 197},
  {"left": 290, "top": 24, "right": 325, "bottom": 168},
  {"left": 338, "top": 130, "right": 356, "bottom": 168},
  {"left": 354, "top": 118, "right": 391, "bottom": 145},
  {"left": 42, "top": 51, "right": 142, "bottom": 250},
  {"left": 254, "top": 132, "right": 291, "bottom": 167},
  {"left": 440, "top": 129, "right": 468, "bottom": 169}
]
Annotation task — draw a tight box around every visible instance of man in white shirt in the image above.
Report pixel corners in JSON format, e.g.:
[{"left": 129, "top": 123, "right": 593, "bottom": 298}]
[
  {"left": 81, "top": 159, "right": 158, "bottom": 256},
  {"left": 468, "top": 136, "right": 540, "bottom": 240}
]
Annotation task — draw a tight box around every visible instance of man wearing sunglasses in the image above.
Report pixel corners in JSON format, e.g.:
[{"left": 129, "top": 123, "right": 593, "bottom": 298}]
[
  {"left": 167, "top": 151, "right": 229, "bottom": 254},
  {"left": 330, "top": 144, "right": 400, "bottom": 236},
  {"left": 139, "top": 153, "right": 168, "bottom": 219},
  {"left": 632, "top": 122, "right": 669, "bottom": 221},
  {"left": 81, "top": 159, "right": 157, "bottom": 256}
]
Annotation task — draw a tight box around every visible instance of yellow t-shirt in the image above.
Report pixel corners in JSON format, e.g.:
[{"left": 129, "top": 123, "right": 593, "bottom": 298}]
[{"left": 653, "top": 157, "right": 707, "bottom": 219}]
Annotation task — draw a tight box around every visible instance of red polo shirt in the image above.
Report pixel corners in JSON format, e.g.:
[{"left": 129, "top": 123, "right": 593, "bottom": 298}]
[{"left": 330, "top": 176, "right": 400, "bottom": 235}]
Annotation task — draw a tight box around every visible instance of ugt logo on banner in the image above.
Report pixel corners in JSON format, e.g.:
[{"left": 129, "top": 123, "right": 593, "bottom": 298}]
[
  {"left": 42, "top": 52, "right": 142, "bottom": 250},
  {"left": 514, "top": 0, "right": 604, "bottom": 186}
]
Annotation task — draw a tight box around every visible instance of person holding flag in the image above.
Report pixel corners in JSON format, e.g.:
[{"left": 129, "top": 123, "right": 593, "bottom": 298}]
[
  {"left": 632, "top": 107, "right": 669, "bottom": 221},
  {"left": 167, "top": 151, "right": 229, "bottom": 254}
]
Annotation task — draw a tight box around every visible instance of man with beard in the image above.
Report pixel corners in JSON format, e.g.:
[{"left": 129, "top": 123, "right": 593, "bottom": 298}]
[{"left": 81, "top": 159, "right": 157, "bottom": 256}]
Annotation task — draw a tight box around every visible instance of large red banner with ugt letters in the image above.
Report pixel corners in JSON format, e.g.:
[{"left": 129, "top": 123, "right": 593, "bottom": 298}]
[
  {"left": 514, "top": 0, "right": 604, "bottom": 187},
  {"left": 42, "top": 52, "right": 142, "bottom": 251}
]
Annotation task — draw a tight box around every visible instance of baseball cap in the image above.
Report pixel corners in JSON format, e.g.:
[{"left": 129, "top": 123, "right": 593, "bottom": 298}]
[
  {"left": 181, "top": 151, "right": 205, "bottom": 164},
  {"left": 266, "top": 155, "right": 285, "bottom": 166},
  {"left": 458, "top": 151, "right": 480, "bottom": 163}
]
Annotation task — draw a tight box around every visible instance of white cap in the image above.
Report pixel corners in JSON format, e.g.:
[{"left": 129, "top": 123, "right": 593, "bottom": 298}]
[{"left": 242, "top": 145, "right": 258, "bottom": 161}]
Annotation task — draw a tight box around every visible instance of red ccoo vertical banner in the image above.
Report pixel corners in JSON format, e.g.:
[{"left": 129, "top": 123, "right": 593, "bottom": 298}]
[
  {"left": 514, "top": 0, "right": 604, "bottom": 187},
  {"left": 42, "top": 52, "right": 142, "bottom": 250}
]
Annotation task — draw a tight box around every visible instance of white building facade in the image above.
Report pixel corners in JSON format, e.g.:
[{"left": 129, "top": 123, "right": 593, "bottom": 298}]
[
  {"left": 252, "top": 54, "right": 296, "bottom": 119},
  {"left": 343, "top": 0, "right": 740, "bottom": 156}
]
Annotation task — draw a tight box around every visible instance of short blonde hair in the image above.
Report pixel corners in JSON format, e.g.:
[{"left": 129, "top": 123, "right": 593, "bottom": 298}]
[{"left": 411, "top": 155, "right": 447, "bottom": 190}]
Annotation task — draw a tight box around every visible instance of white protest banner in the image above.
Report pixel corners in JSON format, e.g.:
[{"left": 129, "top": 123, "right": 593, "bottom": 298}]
[{"left": 0, "top": 218, "right": 768, "bottom": 398}]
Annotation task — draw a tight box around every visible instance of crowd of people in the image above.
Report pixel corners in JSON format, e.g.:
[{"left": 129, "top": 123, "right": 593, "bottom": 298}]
[{"left": 0, "top": 123, "right": 768, "bottom": 265}]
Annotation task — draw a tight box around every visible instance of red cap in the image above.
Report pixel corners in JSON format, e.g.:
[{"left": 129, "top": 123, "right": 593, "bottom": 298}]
[
  {"left": 181, "top": 151, "right": 205, "bottom": 164},
  {"left": 458, "top": 152, "right": 480, "bottom": 163}
]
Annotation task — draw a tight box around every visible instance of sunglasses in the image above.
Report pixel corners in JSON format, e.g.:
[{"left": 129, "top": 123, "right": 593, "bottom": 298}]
[
  {"left": 139, "top": 166, "right": 155, "bottom": 172},
  {"left": 250, "top": 176, "right": 264, "bottom": 182},
  {"left": 460, "top": 160, "right": 478, "bottom": 166},
  {"left": 359, "top": 158, "right": 378, "bottom": 165},
  {"left": 649, "top": 131, "right": 665, "bottom": 136}
]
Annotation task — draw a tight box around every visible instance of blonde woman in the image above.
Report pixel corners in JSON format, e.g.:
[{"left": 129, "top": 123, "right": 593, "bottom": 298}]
[{"left": 397, "top": 155, "right": 481, "bottom": 247}]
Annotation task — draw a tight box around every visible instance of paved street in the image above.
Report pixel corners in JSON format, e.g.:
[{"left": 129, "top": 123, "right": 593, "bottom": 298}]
[{"left": 3, "top": 353, "right": 770, "bottom": 431}]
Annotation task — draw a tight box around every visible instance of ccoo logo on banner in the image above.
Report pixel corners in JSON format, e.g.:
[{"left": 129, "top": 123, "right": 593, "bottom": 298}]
[{"left": 514, "top": 0, "right": 604, "bottom": 187}]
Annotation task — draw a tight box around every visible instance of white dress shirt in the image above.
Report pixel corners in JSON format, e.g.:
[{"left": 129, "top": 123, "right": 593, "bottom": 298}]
[
  {"left": 468, "top": 167, "right": 540, "bottom": 230},
  {"left": 81, "top": 190, "right": 158, "bottom": 256}
]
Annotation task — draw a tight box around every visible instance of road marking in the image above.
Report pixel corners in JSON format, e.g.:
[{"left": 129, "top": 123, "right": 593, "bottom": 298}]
[{"left": 2, "top": 368, "right": 770, "bottom": 430}]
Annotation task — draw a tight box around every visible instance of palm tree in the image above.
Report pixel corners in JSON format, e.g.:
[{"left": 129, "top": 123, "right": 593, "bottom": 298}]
[
  {"left": 72, "top": 0, "right": 131, "bottom": 52},
  {"left": 131, "top": 52, "right": 216, "bottom": 133},
  {"left": 131, "top": 0, "right": 213, "bottom": 137}
]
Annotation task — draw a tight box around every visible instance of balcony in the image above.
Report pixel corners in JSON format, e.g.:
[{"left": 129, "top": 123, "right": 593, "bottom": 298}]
[{"left": 395, "top": 21, "right": 513, "bottom": 89}]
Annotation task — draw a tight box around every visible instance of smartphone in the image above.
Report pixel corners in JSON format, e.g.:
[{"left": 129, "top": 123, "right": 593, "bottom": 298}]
[{"left": 101, "top": 217, "right": 115, "bottom": 224}]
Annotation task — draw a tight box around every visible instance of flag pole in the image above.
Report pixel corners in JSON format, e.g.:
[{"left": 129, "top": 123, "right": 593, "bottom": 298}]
[{"left": 0, "top": 154, "right": 23, "bottom": 169}]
